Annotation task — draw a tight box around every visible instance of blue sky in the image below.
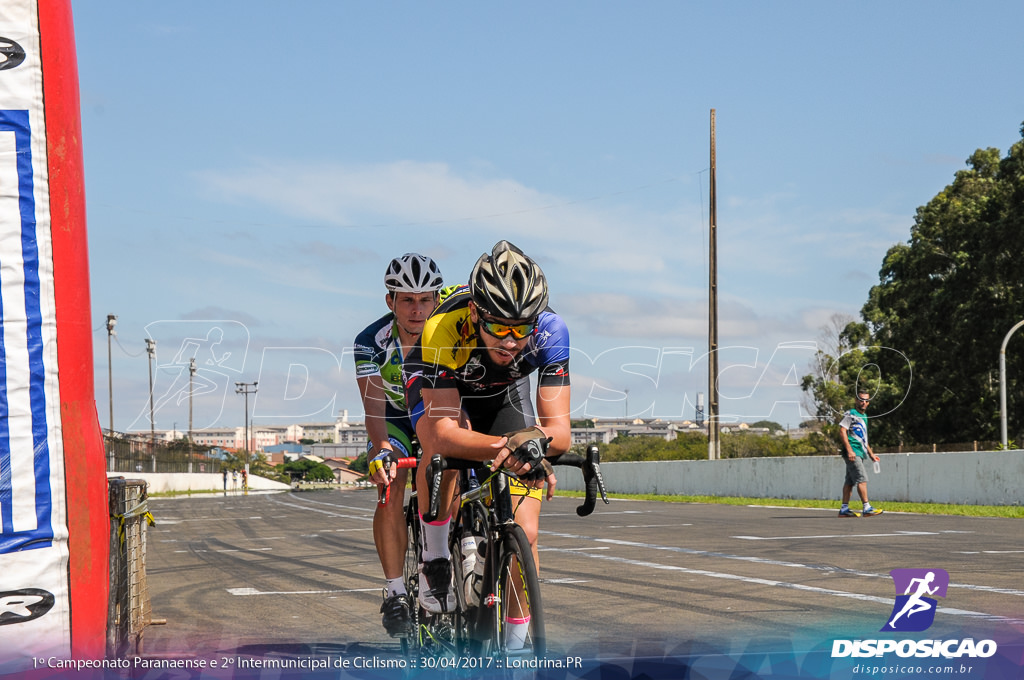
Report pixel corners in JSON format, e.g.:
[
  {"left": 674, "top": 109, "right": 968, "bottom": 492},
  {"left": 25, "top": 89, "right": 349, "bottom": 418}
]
[{"left": 72, "top": 1, "right": 1024, "bottom": 434}]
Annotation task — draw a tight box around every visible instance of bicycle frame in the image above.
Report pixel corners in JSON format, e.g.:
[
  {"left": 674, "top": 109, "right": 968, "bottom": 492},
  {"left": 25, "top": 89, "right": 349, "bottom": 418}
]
[
  {"left": 428, "top": 447, "right": 608, "bottom": 656},
  {"left": 445, "top": 464, "right": 539, "bottom": 655},
  {"left": 380, "top": 445, "right": 608, "bottom": 657}
]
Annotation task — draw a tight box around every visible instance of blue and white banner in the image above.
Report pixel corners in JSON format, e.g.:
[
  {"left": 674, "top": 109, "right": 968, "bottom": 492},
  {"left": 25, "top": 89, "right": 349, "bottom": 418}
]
[{"left": 0, "top": 0, "right": 71, "bottom": 668}]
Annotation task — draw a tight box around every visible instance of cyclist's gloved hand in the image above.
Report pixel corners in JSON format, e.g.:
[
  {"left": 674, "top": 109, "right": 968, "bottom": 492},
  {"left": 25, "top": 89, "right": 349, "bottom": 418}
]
[
  {"left": 368, "top": 448, "right": 399, "bottom": 486},
  {"left": 521, "top": 458, "right": 554, "bottom": 483},
  {"left": 521, "top": 459, "right": 557, "bottom": 500},
  {"left": 503, "top": 425, "right": 552, "bottom": 472}
]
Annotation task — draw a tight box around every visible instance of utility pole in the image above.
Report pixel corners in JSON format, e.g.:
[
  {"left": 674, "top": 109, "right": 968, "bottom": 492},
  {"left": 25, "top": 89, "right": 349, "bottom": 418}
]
[
  {"left": 708, "top": 109, "right": 720, "bottom": 460},
  {"left": 1000, "top": 320, "right": 1024, "bottom": 449},
  {"left": 189, "top": 357, "right": 196, "bottom": 473},
  {"left": 146, "top": 338, "right": 157, "bottom": 455},
  {"left": 235, "top": 381, "right": 258, "bottom": 471},
  {"left": 106, "top": 314, "right": 117, "bottom": 436}
]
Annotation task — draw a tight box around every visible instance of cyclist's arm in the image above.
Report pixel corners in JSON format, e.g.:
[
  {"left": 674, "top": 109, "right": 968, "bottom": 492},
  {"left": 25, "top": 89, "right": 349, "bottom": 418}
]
[
  {"left": 357, "top": 374, "right": 397, "bottom": 485},
  {"left": 415, "top": 385, "right": 508, "bottom": 461},
  {"left": 488, "top": 383, "right": 570, "bottom": 482},
  {"left": 525, "top": 311, "right": 571, "bottom": 456},
  {"left": 535, "top": 383, "right": 571, "bottom": 455}
]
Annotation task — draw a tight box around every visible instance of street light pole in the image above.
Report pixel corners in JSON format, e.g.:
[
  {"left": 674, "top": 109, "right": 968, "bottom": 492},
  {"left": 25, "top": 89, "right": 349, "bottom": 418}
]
[
  {"left": 145, "top": 338, "right": 157, "bottom": 472},
  {"left": 235, "top": 381, "right": 258, "bottom": 470},
  {"left": 106, "top": 314, "right": 117, "bottom": 435},
  {"left": 708, "top": 108, "right": 720, "bottom": 461},
  {"left": 189, "top": 358, "right": 195, "bottom": 473},
  {"left": 146, "top": 338, "right": 157, "bottom": 446},
  {"left": 1000, "top": 319, "right": 1024, "bottom": 449}
]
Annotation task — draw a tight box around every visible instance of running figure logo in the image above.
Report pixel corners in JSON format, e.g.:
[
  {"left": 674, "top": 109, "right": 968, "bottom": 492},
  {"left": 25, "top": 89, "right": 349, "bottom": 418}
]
[{"left": 881, "top": 568, "right": 949, "bottom": 632}]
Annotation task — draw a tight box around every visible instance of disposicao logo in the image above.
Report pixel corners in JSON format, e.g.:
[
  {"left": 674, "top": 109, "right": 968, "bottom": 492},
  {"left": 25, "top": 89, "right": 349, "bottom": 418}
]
[
  {"left": 831, "top": 567, "right": 998, "bottom": 659},
  {"left": 882, "top": 568, "right": 949, "bottom": 632}
]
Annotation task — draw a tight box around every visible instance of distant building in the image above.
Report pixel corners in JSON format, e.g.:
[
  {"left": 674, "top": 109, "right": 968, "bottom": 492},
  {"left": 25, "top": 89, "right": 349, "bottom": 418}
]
[
  {"left": 296, "top": 422, "right": 336, "bottom": 443},
  {"left": 134, "top": 412, "right": 799, "bottom": 459},
  {"left": 189, "top": 427, "right": 242, "bottom": 449},
  {"left": 310, "top": 441, "right": 367, "bottom": 458},
  {"left": 264, "top": 442, "right": 304, "bottom": 455},
  {"left": 322, "top": 457, "right": 364, "bottom": 485}
]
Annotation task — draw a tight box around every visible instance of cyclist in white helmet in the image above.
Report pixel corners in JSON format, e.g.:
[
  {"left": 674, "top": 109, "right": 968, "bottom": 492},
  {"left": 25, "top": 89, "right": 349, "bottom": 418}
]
[{"left": 353, "top": 253, "right": 443, "bottom": 636}]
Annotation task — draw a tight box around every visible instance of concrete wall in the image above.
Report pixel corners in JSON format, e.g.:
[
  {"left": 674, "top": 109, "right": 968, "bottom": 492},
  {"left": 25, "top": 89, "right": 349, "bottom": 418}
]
[
  {"left": 557, "top": 450, "right": 1023, "bottom": 506},
  {"left": 106, "top": 472, "right": 291, "bottom": 494},
  {"left": 113, "top": 450, "right": 1022, "bottom": 505}
]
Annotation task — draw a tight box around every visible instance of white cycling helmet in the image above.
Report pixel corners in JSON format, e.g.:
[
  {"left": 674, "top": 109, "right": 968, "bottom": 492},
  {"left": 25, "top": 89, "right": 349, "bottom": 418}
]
[{"left": 384, "top": 253, "right": 444, "bottom": 293}]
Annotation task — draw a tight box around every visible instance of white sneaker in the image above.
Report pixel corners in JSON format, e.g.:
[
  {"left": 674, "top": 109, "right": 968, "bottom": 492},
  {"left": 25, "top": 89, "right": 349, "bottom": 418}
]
[{"left": 418, "top": 558, "right": 456, "bottom": 614}]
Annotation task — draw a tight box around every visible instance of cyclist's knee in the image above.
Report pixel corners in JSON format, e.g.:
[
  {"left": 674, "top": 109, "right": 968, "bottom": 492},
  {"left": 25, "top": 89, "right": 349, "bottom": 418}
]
[
  {"left": 513, "top": 504, "right": 541, "bottom": 545},
  {"left": 377, "top": 492, "right": 405, "bottom": 518}
]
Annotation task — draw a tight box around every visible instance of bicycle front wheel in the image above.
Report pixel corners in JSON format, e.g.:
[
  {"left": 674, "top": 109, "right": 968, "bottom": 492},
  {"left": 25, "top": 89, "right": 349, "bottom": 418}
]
[
  {"left": 400, "top": 495, "right": 422, "bottom": 656},
  {"left": 485, "top": 524, "right": 546, "bottom": 657}
]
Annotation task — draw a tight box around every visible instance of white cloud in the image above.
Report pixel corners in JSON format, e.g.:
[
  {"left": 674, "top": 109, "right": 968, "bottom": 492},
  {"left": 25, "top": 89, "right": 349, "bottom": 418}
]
[
  {"left": 188, "top": 159, "right": 893, "bottom": 421},
  {"left": 195, "top": 160, "right": 698, "bottom": 279}
]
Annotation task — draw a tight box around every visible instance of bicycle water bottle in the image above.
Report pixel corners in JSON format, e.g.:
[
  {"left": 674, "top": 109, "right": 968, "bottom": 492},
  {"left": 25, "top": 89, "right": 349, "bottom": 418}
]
[
  {"left": 460, "top": 534, "right": 479, "bottom": 605},
  {"left": 873, "top": 460, "right": 881, "bottom": 474},
  {"left": 471, "top": 534, "right": 486, "bottom": 599}
]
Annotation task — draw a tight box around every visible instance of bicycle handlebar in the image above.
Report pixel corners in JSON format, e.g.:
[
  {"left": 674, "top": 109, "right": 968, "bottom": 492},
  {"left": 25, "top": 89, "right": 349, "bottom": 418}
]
[
  {"left": 377, "top": 457, "right": 418, "bottom": 505},
  {"left": 422, "top": 444, "right": 609, "bottom": 522},
  {"left": 548, "top": 444, "right": 610, "bottom": 517}
]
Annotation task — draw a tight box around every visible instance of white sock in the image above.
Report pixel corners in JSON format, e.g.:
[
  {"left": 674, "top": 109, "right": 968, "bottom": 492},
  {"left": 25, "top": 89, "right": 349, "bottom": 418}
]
[
  {"left": 419, "top": 515, "right": 451, "bottom": 562},
  {"left": 385, "top": 577, "right": 406, "bottom": 598},
  {"left": 504, "top": 617, "right": 530, "bottom": 650}
]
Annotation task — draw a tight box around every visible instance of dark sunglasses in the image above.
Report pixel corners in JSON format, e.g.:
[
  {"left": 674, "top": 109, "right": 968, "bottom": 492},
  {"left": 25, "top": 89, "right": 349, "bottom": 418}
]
[{"left": 479, "top": 316, "right": 537, "bottom": 340}]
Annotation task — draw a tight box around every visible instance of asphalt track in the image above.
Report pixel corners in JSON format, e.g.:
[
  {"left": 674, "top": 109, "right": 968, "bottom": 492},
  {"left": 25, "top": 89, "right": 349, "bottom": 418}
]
[{"left": 139, "top": 488, "right": 1023, "bottom": 668}]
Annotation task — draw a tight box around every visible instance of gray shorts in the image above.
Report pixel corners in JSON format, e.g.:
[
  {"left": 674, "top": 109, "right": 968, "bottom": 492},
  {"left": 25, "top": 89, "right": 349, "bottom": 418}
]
[{"left": 844, "top": 455, "right": 868, "bottom": 486}]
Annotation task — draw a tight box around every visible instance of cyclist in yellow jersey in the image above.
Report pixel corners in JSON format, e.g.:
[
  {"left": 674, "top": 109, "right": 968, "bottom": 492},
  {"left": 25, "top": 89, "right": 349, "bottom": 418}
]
[{"left": 404, "top": 241, "right": 571, "bottom": 641}]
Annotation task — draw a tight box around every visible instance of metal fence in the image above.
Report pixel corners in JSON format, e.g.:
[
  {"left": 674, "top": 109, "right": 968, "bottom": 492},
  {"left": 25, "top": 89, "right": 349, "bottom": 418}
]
[
  {"left": 105, "top": 432, "right": 219, "bottom": 474},
  {"left": 107, "top": 478, "right": 160, "bottom": 658},
  {"left": 874, "top": 440, "right": 1002, "bottom": 454}
]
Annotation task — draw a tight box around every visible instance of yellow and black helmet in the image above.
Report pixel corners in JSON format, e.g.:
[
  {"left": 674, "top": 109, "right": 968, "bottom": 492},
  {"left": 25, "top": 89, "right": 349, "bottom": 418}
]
[{"left": 469, "top": 240, "right": 548, "bottom": 321}]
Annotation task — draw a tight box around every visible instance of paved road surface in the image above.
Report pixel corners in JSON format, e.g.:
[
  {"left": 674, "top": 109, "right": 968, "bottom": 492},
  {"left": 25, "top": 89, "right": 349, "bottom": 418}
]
[{"left": 140, "top": 489, "right": 1023, "bottom": 666}]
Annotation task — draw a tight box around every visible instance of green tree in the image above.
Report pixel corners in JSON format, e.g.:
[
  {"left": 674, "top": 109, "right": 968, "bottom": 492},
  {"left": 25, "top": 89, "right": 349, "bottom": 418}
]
[
  {"left": 800, "top": 313, "right": 866, "bottom": 452},
  {"left": 858, "top": 125, "right": 1024, "bottom": 445},
  {"left": 282, "top": 458, "right": 335, "bottom": 482},
  {"left": 248, "top": 452, "right": 275, "bottom": 477},
  {"left": 597, "top": 433, "right": 708, "bottom": 462},
  {"left": 591, "top": 430, "right": 827, "bottom": 461},
  {"left": 350, "top": 451, "right": 369, "bottom": 474},
  {"left": 748, "top": 420, "right": 784, "bottom": 432}
]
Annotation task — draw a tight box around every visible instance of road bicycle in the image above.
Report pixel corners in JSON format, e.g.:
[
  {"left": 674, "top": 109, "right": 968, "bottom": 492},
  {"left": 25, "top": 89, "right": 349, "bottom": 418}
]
[{"left": 380, "top": 444, "right": 607, "bottom": 658}]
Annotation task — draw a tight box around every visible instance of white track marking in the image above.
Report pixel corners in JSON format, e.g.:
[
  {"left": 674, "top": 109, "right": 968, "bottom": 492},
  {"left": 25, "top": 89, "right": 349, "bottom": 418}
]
[{"left": 541, "top": 530, "right": 1024, "bottom": 598}]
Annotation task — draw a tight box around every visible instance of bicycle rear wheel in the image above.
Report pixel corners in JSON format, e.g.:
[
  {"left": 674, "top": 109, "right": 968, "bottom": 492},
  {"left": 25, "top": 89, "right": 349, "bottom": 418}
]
[{"left": 484, "top": 524, "right": 546, "bottom": 657}]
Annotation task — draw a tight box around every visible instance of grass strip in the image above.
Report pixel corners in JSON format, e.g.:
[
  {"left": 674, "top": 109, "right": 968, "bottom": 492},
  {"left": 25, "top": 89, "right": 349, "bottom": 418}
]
[
  {"left": 150, "top": 486, "right": 1022, "bottom": 518},
  {"left": 554, "top": 490, "right": 1023, "bottom": 518}
]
